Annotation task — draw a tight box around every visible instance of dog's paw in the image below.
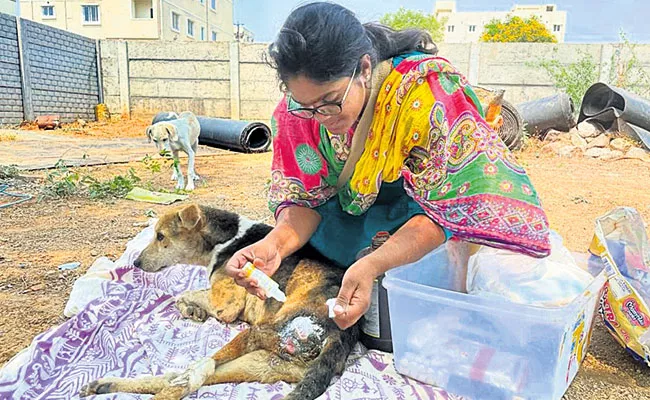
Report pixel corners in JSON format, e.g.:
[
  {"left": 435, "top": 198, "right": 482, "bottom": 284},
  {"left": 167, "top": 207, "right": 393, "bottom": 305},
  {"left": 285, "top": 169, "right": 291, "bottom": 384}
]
[
  {"left": 175, "top": 180, "right": 185, "bottom": 190},
  {"left": 216, "top": 308, "right": 240, "bottom": 324},
  {"left": 185, "top": 181, "right": 195, "bottom": 191},
  {"left": 176, "top": 298, "right": 209, "bottom": 322},
  {"left": 167, "top": 358, "right": 215, "bottom": 394},
  {"left": 79, "top": 379, "right": 115, "bottom": 397}
]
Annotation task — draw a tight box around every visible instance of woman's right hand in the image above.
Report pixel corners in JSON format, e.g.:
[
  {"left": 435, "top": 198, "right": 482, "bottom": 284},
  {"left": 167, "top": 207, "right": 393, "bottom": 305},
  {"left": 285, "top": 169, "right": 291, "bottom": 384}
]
[
  {"left": 224, "top": 238, "right": 282, "bottom": 300},
  {"left": 225, "top": 205, "right": 322, "bottom": 299}
]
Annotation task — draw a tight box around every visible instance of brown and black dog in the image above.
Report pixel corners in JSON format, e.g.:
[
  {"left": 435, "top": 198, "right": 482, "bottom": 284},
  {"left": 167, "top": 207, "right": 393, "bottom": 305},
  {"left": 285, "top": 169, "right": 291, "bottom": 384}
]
[{"left": 80, "top": 204, "right": 358, "bottom": 400}]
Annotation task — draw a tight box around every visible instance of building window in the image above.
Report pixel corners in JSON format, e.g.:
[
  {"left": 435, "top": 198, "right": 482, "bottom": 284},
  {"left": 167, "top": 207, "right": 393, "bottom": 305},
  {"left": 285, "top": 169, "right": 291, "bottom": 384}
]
[
  {"left": 81, "top": 5, "right": 100, "bottom": 24},
  {"left": 187, "top": 19, "right": 195, "bottom": 37},
  {"left": 171, "top": 12, "right": 180, "bottom": 32},
  {"left": 553, "top": 24, "right": 561, "bottom": 32},
  {"left": 42, "top": 5, "right": 55, "bottom": 18},
  {"left": 132, "top": 0, "right": 153, "bottom": 19},
  {"left": 212, "top": 31, "right": 217, "bottom": 41},
  {"left": 200, "top": 26, "right": 205, "bottom": 41},
  {"left": 469, "top": 25, "right": 476, "bottom": 32},
  {"left": 447, "top": 25, "right": 455, "bottom": 33},
  {"left": 210, "top": 0, "right": 216, "bottom": 10},
  {"left": 547, "top": 5, "right": 555, "bottom": 12}
]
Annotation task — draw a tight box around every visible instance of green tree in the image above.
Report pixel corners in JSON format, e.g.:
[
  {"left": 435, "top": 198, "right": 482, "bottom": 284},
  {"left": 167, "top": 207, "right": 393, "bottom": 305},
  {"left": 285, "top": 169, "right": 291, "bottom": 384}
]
[
  {"left": 380, "top": 7, "right": 445, "bottom": 43},
  {"left": 481, "top": 15, "right": 557, "bottom": 43}
]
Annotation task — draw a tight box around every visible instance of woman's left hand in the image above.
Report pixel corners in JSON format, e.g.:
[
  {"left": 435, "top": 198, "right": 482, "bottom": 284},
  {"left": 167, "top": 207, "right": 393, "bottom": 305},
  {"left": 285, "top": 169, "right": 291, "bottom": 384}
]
[
  {"left": 332, "top": 215, "right": 446, "bottom": 330},
  {"left": 332, "top": 261, "right": 376, "bottom": 329}
]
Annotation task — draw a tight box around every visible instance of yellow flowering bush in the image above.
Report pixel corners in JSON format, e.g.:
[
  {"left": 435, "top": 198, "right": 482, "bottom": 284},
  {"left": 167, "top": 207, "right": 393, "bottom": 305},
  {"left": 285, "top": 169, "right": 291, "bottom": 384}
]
[{"left": 481, "top": 15, "right": 557, "bottom": 43}]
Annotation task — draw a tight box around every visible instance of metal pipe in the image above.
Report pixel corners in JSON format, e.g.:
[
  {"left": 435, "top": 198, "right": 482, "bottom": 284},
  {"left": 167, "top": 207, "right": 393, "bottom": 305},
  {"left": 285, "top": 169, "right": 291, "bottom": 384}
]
[
  {"left": 578, "top": 83, "right": 650, "bottom": 150},
  {"left": 151, "top": 112, "right": 272, "bottom": 153},
  {"left": 196, "top": 116, "right": 271, "bottom": 153},
  {"left": 516, "top": 93, "right": 576, "bottom": 138}
]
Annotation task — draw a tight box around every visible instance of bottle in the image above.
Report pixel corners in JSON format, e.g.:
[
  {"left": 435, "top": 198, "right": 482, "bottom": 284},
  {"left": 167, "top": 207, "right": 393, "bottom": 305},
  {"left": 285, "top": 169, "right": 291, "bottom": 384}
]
[
  {"left": 356, "top": 231, "right": 393, "bottom": 353},
  {"left": 241, "top": 262, "right": 287, "bottom": 302}
]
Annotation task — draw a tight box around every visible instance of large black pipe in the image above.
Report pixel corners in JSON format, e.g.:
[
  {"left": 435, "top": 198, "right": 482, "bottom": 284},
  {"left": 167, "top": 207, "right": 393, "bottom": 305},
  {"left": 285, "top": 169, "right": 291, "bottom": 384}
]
[
  {"left": 516, "top": 93, "right": 576, "bottom": 138},
  {"left": 578, "top": 83, "right": 650, "bottom": 150},
  {"left": 151, "top": 112, "right": 272, "bottom": 153},
  {"left": 151, "top": 112, "right": 178, "bottom": 125},
  {"left": 196, "top": 117, "right": 271, "bottom": 153}
]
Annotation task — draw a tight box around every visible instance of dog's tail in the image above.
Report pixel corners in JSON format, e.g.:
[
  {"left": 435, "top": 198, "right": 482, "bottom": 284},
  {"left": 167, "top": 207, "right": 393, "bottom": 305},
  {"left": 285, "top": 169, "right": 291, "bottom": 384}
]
[{"left": 284, "top": 326, "right": 359, "bottom": 400}]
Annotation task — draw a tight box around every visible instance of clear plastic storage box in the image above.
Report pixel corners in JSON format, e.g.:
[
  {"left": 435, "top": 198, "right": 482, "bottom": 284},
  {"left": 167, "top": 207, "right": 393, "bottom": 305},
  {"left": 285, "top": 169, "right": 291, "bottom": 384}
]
[{"left": 383, "top": 241, "right": 607, "bottom": 400}]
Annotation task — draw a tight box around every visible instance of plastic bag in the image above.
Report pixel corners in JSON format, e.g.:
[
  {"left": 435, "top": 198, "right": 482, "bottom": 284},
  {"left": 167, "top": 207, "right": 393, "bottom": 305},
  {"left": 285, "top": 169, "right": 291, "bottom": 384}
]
[
  {"left": 467, "top": 231, "right": 594, "bottom": 307},
  {"left": 589, "top": 207, "right": 650, "bottom": 366}
]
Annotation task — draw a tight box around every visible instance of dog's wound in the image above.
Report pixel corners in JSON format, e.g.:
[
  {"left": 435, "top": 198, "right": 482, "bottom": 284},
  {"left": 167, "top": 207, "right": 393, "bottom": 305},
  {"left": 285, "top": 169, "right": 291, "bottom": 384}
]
[{"left": 278, "top": 316, "right": 326, "bottom": 361}]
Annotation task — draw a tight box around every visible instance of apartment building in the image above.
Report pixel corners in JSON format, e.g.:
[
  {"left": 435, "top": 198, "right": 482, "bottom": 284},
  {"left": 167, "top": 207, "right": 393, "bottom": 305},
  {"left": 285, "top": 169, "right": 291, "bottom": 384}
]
[
  {"left": 234, "top": 23, "right": 253, "bottom": 42},
  {"left": 434, "top": 1, "right": 567, "bottom": 43},
  {"left": 19, "top": 0, "right": 234, "bottom": 41},
  {"left": 0, "top": 0, "right": 18, "bottom": 15}
]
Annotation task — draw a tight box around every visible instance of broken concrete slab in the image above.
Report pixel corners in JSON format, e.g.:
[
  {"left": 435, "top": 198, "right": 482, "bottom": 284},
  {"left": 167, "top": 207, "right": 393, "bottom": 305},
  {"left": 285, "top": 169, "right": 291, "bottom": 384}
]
[
  {"left": 610, "top": 138, "right": 631, "bottom": 152},
  {"left": 577, "top": 121, "right": 602, "bottom": 138},
  {"left": 587, "top": 134, "right": 611, "bottom": 149},
  {"left": 585, "top": 147, "right": 612, "bottom": 158},
  {"left": 625, "top": 147, "right": 650, "bottom": 162}
]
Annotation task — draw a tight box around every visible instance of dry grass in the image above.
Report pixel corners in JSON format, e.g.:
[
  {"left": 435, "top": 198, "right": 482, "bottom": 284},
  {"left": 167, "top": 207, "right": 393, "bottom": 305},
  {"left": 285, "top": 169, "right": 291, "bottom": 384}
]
[{"left": 0, "top": 131, "right": 17, "bottom": 142}]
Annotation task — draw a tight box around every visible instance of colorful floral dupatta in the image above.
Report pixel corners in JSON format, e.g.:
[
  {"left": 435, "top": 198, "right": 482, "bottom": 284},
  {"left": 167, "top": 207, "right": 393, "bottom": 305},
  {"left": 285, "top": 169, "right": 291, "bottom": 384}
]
[{"left": 268, "top": 55, "right": 550, "bottom": 257}]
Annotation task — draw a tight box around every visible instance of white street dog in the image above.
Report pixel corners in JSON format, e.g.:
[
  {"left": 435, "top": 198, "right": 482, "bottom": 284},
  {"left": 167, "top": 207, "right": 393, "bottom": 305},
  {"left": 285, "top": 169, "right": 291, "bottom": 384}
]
[{"left": 146, "top": 111, "right": 201, "bottom": 191}]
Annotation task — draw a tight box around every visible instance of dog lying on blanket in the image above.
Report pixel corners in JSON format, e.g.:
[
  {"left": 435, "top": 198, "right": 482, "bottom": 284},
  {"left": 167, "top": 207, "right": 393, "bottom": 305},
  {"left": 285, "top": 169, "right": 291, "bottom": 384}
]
[
  {"left": 80, "top": 204, "right": 359, "bottom": 400},
  {"left": 145, "top": 111, "right": 201, "bottom": 191}
]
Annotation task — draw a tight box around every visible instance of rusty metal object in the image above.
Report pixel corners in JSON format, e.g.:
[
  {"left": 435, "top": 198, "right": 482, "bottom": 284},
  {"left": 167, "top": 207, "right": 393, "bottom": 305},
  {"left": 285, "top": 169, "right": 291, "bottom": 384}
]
[
  {"left": 472, "top": 85, "right": 524, "bottom": 150},
  {"left": 35, "top": 115, "right": 61, "bottom": 130},
  {"left": 473, "top": 85, "right": 505, "bottom": 129}
]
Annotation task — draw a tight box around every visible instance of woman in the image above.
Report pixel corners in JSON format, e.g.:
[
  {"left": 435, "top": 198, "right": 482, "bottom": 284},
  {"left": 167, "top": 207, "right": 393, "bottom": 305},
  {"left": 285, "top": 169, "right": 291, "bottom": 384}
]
[{"left": 225, "top": 2, "right": 550, "bottom": 332}]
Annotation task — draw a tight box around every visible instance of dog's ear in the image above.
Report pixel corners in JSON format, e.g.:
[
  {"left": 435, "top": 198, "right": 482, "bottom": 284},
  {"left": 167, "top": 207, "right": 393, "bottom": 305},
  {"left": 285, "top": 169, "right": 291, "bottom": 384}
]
[
  {"left": 145, "top": 126, "right": 153, "bottom": 143},
  {"left": 177, "top": 204, "right": 203, "bottom": 230},
  {"left": 166, "top": 125, "right": 179, "bottom": 142}
]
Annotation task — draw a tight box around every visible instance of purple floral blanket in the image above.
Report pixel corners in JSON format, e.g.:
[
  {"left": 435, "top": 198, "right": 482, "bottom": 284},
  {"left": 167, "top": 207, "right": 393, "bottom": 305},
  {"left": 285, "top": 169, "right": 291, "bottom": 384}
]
[{"left": 0, "top": 221, "right": 459, "bottom": 400}]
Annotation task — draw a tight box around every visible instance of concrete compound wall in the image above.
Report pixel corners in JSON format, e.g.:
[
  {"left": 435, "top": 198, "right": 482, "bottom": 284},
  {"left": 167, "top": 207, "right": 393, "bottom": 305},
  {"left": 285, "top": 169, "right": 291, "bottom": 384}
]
[
  {"left": 102, "top": 41, "right": 222, "bottom": 118},
  {"left": 422, "top": 42, "right": 649, "bottom": 104},
  {"left": 0, "top": 12, "right": 23, "bottom": 124},
  {"left": 20, "top": 18, "right": 99, "bottom": 121},
  {"left": 3, "top": 15, "right": 650, "bottom": 126},
  {"left": 102, "top": 40, "right": 650, "bottom": 123},
  {"left": 101, "top": 40, "right": 281, "bottom": 121},
  {"left": 0, "top": 12, "right": 100, "bottom": 124}
]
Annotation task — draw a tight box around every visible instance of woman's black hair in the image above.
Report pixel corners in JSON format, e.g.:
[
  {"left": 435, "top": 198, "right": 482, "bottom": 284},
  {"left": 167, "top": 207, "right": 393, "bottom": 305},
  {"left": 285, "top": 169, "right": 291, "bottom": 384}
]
[{"left": 267, "top": 2, "right": 438, "bottom": 84}]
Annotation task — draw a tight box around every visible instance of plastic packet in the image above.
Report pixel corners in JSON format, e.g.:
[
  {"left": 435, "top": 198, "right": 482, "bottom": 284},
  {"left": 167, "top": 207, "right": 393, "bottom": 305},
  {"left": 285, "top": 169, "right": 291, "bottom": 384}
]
[
  {"left": 467, "top": 231, "right": 594, "bottom": 307},
  {"left": 589, "top": 207, "right": 650, "bottom": 366}
]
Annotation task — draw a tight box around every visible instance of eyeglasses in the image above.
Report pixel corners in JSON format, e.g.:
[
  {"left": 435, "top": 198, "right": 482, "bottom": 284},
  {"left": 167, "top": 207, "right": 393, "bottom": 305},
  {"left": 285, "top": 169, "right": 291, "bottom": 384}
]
[{"left": 287, "top": 65, "right": 357, "bottom": 119}]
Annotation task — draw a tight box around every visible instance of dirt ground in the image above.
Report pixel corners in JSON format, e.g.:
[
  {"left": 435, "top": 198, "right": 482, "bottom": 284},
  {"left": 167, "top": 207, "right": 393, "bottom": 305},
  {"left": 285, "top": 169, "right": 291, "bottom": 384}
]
[
  {"left": 1, "top": 125, "right": 650, "bottom": 399},
  {"left": 18, "top": 117, "right": 152, "bottom": 138}
]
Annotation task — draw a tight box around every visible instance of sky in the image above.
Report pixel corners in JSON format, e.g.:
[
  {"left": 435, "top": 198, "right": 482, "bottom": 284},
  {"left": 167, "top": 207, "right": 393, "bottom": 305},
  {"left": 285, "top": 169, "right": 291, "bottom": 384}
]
[{"left": 234, "top": 0, "right": 650, "bottom": 44}]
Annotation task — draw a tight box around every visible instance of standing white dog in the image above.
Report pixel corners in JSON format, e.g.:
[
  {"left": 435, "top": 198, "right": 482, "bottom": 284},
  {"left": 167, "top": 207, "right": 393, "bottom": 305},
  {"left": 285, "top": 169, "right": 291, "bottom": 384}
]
[{"left": 145, "top": 111, "right": 201, "bottom": 191}]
